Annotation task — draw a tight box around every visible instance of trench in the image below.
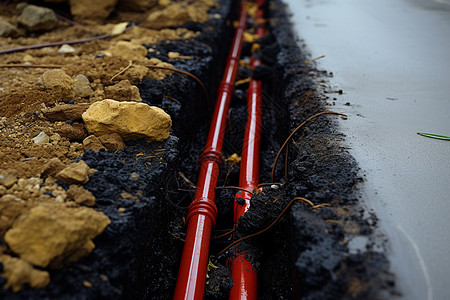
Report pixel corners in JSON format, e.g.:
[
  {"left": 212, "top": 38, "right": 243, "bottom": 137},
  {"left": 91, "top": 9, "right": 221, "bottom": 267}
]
[{"left": 0, "top": 0, "right": 397, "bottom": 299}]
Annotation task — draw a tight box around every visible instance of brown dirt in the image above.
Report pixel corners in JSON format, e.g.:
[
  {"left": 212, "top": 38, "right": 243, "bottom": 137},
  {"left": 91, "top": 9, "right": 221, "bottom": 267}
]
[{"left": 0, "top": 0, "right": 216, "bottom": 293}]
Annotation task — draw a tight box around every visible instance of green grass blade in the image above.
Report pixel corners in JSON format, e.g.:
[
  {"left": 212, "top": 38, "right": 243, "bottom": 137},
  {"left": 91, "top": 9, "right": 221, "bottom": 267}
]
[{"left": 417, "top": 132, "right": 450, "bottom": 141}]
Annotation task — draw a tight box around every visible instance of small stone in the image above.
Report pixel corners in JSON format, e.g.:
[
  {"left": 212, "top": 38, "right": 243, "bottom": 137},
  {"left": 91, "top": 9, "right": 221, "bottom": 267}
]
[
  {"left": 0, "top": 254, "right": 50, "bottom": 292},
  {"left": 54, "top": 195, "right": 65, "bottom": 203},
  {"left": 4, "top": 204, "right": 110, "bottom": 268},
  {"left": 73, "top": 74, "right": 93, "bottom": 98},
  {"left": 104, "top": 80, "right": 142, "bottom": 102},
  {"left": 66, "top": 185, "right": 95, "bottom": 206},
  {"left": 111, "top": 22, "right": 128, "bottom": 36},
  {"left": 117, "top": 207, "right": 126, "bottom": 213},
  {"left": 83, "top": 135, "right": 105, "bottom": 152},
  {"left": 130, "top": 172, "right": 139, "bottom": 181},
  {"left": 57, "top": 44, "right": 76, "bottom": 54},
  {"left": 55, "top": 160, "right": 93, "bottom": 184},
  {"left": 82, "top": 99, "right": 171, "bottom": 142},
  {"left": 0, "top": 17, "right": 20, "bottom": 37},
  {"left": 42, "top": 104, "right": 91, "bottom": 121},
  {"left": 110, "top": 41, "right": 147, "bottom": 60},
  {"left": 83, "top": 280, "right": 92, "bottom": 288},
  {"left": 168, "top": 52, "right": 180, "bottom": 59},
  {"left": 23, "top": 54, "right": 34, "bottom": 62},
  {"left": 17, "top": 5, "right": 58, "bottom": 32},
  {"left": 32, "top": 131, "right": 50, "bottom": 144},
  {"left": 98, "top": 133, "right": 125, "bottom": 151},
  {"left": 0, "top": 170, "right": 17, "bottom": 188},
  {"left": 17, "top": 178, "right": 41, "bottom": 191},
  {"left": 120, "top": 192, "right": 138, "bottom": 201},
  {"left": 40, "top": 69, "right": 75, "bottom": 100}
]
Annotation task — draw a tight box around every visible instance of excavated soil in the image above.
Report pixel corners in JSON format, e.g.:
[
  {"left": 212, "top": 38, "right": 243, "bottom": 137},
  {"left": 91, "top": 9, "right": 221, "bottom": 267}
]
[{"left": 0, "top": 0, "right": 397, "bottom": 299}]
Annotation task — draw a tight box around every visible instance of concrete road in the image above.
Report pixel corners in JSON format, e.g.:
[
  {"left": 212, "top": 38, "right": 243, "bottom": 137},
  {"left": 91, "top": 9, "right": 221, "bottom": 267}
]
[{"left": 284, "top": 0, "right": 450, "bottom": 299}]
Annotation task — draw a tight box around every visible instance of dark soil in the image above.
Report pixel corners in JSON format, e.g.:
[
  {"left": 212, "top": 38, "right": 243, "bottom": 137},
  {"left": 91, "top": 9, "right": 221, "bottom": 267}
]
[{"left": 0, "top": 0, "right": 398, "bottom": 299}]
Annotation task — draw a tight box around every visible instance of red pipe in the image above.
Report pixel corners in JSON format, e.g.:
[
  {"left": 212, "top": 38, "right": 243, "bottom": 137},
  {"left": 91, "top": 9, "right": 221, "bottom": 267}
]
[
  {"left": 174, "top": 6, "right": 248, "bottom": 300},
  {"left": 230, "top": 1, "right": 266, "bottom": 298}
]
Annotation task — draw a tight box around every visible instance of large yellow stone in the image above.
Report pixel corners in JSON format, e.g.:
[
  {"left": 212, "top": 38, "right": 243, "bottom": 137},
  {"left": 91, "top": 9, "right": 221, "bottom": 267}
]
[
  {"left": 0, "top": 254, "right": 50, "bottom": 292},
  {"left": 82, "top": 99, "right": 172, "bottom": 142},
  {"left": 4, "top": 204, "right": 110, "bottom": 268}
]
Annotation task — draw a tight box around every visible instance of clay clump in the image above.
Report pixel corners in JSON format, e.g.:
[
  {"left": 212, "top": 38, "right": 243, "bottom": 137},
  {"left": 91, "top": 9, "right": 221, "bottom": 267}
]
[{"left": 55, "top": 160, "right": 95, "bottom": 184}]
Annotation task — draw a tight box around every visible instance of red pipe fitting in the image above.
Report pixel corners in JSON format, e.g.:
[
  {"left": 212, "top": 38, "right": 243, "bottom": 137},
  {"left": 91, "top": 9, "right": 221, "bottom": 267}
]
[{"left": 174, "top": 6, "right": 248, "bottom": 300}]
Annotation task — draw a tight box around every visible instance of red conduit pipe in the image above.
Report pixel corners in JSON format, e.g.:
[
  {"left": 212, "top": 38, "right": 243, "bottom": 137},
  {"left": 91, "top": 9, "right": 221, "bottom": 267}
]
[
  {"left": 230, "top": 0, "right": 266, "bottom": 298},
  {"left": 174, "top": 6, "right": 248, "bottom": 300}
]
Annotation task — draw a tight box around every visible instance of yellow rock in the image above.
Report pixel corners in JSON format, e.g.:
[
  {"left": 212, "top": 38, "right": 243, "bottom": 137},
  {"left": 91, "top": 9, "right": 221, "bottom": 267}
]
[
  {"left": 82, "top": 99, "right": 172, "bottom": 142},
  {"left": 4, "top": 204, "right": 110, "bottom": 268},
  {"left": 55, "top": 160, "right": 94, "bottom": 184},
  {"left": 0, "top": 254, "right": 50, "bottom": 292},
  {"left": 110, "top": 41, "right": 147, "bottom": 61}
]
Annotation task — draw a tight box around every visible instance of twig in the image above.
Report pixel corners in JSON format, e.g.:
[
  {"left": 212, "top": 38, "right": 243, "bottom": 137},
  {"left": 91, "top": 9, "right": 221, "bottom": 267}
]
[
  {"left": 304, "top": 55, "right": 325, "bottom": 64},
  {"left": 271, "top": 111, "right": 346, "bottom": 182},
  {"left": 110, "top": 60, "right": 133, "bottom": 82},
  {"left": 164, "top": 95, "right": 179, "bottom": 102},
  {"left": 0, "top": 64, "right": 62, "bottom": 68},
  {"left": 146, "top": 65, "right": 210, "bottom": 111},
  {"left": 179, "top": 172, "right": 196, "bottom": 188},
  {"left": 0, "top": 34, "right": 111, "bottom": 55},
  {"left": 235, "top": 78, "right": 251, "bottom": 86}
]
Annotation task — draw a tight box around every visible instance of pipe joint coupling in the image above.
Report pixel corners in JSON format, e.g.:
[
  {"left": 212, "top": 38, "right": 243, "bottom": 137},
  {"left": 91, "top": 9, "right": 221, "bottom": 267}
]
[
  {"left": 186, "top": 200, "right": 218, "bottom": 227},
  {"left": 198, "top": 150, "right": 224, "bottom": 166}
]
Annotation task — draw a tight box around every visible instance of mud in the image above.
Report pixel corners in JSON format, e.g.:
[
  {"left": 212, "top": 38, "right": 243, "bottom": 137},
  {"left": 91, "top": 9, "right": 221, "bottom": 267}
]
[{"left": 0, "top": 0, "right": 397, "bottom": 299}]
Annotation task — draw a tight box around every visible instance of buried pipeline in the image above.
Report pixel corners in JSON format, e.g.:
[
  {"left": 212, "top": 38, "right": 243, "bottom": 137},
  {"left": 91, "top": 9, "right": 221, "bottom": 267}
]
[{"left": 174, "top": 0, "right": 266, "bottom": 299}]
